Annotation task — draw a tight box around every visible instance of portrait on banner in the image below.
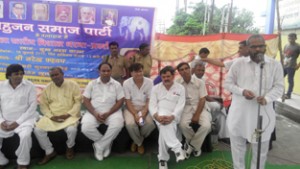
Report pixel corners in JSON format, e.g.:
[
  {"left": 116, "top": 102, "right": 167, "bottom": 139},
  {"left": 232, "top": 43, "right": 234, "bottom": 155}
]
[
  {"left": 78, "top": 6, "right": 95, "bottom": 24},
  {"left": 55, "top": 4, "right": 72, "bottom": 23},
  {"left": 101, "top": 9, "right": 118, "bottom": 26},
  {"left": 9, "top": 1, "right": 26, "bottom": 20},
  {"left": 32, "top": 3, "right": 49, "bottom": 21}
]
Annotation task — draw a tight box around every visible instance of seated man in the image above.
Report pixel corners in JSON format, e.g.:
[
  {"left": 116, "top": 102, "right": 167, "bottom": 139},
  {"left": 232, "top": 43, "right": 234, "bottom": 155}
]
[
  {"left": 81, "top": 62, "right": 124, "bottom": 161},
  {"left": 0, "top": 64, "right": 38, "bottom": 169},
  {"left": 176, "top": 62, "right": 211, "bottom": 158},
  {"left": 34, "top": 67, "right": 82, "bottom": 165},
  {"left": 149, "top": 66, "right": 185, "bottom": 169},
  {"left": 192, "top": 61, "right": 229, "bottom": 140},
  {"left": 123, "top": 63, "right": 155, "bottom": 154}
]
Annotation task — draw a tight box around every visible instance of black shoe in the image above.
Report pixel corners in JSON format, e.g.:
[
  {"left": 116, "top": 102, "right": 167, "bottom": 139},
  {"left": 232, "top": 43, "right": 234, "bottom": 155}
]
[
  {"left": 269, "top": 141, "right": 273, "bottom": 150},
  {"left": 284, "top": 94, "right": 291, "bottom": 99}
]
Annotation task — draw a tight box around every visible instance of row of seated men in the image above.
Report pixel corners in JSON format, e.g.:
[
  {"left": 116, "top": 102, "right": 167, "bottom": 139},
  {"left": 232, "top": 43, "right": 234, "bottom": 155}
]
[{"left": 0, "top": 62, "right": 213, "bottom": 169}]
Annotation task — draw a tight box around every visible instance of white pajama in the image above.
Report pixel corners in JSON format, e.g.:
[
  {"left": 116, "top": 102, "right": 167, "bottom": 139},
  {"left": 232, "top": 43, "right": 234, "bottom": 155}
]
[
  {"left": 81, "top": 112, "right": 123, "bottom": 151},
  {"left": 0, "top": 126, "right": 33, "bottom": 165},
  {"left": 230, "top": 134, "right": 269, "bottom": 169},
  {"left": 157, "top": 122, "right": 182, "bottom": 161},
  {"left": 34, "top": 125, "right": 78, "bottom": 155},
  {"left": 179, "top": 105, "right": 211, "bottom": 151}
]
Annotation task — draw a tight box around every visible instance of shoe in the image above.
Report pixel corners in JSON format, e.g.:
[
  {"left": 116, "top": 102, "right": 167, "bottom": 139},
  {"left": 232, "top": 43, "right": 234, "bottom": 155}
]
[
  {"left": 193, "top": 150, "right": 202, "bottom": 157},
  {"left": 92, "top": 143, "right": 103, "bottom": 161},
  {"left": 184, "top": 143, "right": 193, "bottom": 159},
  {"left": 159, "top": 160, "right": 168, "bottom": 169},
  {"left": 269, "top": 141, "right": 273, "bottom": 150},
  {"left": 0, "top": 160, "right": 9, "bottom": 169},
  {"left": 66, "top": 147, "right": 75, "bottom": 160},
  {"left": 175, "top": 150, "right": 185, "bottom": 162},
  {"left": 17, "top": 165, "right": 28, "bottom": 169},
  {"left": 137, "top": 144, "right": 145, "bottom": 154},
  {"left": 103, "top": 143, "right": 112, "bottom": 158},
  {"left": 38, "top": 151, "right": 57, "bottom": 165},
  {"left": 130, "top": 143, "right": 137, "bottom": 152},
  {"left": 284, "top": 94, "right": 291, "bottom": 99}
]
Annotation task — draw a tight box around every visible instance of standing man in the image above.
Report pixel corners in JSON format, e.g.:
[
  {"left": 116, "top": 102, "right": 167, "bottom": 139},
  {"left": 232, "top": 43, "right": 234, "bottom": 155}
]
[
  {"left": 149, "top": 66, "right": 185, "bottom": 169},
  {"left": 131, "top": 43, "right": 153, "bottom": 77},
  {"left": 283, "top": 33, "right": 300, "bottom": 99},
  {"left": 201, "top": 40, "right": 249, "bottom": 70},
  {"left": 103, "top": 41, "right": 129, "bottom": 84},
  {"left": 123, "top": 63, "right": 155, "bottom": 155},
  {"left": 0, "top": 64, "right": 38, "bottom": 169},
  {"left": 176, "top": 62, "right": 211, "bottom": 159},
  {"left": 225, "top": 34, "right": 284, "bottom": 169},
  {"left": 34, "top": 67, "right": 82, "bottom": 165},
  {"left": 81, "top": 62, "right": 124, "bottom": 161}
]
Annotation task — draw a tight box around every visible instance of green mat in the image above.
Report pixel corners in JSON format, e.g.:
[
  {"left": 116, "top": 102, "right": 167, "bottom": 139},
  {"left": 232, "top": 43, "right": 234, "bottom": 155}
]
[{"left": 4, "top": 151, "right": 300, "bottom": 169}]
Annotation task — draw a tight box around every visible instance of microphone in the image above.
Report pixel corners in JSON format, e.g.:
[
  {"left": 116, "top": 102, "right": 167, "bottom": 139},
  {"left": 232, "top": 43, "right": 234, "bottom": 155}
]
[
  {"left": 257, "top": 53, "right": 265, "bottom": 68},
  {"left": 257, "top": 53, "right": 265, "bottom": 63}
]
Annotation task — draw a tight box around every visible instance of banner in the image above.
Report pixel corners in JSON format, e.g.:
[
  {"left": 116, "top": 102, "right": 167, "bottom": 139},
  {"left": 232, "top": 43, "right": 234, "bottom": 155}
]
[{"left": 0, "top": 0, "right": 155, "bottom": 86}]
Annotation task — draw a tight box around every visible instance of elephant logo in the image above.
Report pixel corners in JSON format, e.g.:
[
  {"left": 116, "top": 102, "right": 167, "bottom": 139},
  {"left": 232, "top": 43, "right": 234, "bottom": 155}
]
[{"left": 119, "top": 16, "right": 150, "bottom": 41}]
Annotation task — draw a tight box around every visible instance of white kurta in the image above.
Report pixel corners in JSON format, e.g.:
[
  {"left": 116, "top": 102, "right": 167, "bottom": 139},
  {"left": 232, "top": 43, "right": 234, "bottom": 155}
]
[
  {"left": 149, "top": 82, "right": 185, "bottom": 123},
  {"left": 0, "top": 79, "right": 38, "bottom": 136},
  {"left": 224, "top": 56, "right": 284, "bottom": 143}
]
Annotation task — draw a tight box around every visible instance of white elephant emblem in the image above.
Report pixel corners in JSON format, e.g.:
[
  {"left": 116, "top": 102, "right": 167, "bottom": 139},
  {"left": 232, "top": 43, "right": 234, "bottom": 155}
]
[{"left": 119, "top": 16, "right": 150, "bottom": 41}]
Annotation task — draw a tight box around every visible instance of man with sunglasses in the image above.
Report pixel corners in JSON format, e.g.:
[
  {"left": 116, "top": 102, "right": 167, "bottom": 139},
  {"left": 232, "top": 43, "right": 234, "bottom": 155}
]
[{"left": 225, "top": 34, "right": 284, "bottom": 169}]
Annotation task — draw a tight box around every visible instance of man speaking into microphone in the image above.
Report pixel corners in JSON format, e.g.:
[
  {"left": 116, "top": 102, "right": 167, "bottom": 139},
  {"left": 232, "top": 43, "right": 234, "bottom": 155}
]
[{"left": 224, "top": 34, "right": 284, "bottom": 169}]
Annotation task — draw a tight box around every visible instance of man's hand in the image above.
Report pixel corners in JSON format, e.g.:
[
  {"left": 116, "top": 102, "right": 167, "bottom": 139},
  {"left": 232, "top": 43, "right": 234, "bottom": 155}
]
[
  {"left": 191, "top": 114, "right": 200, "bottom": 124},
  {"left": 257, "top": 96, "right": 267, "bottom": 105},
  {"left": 7, "top": 122, "right": 19, "bottom": 131},
  {"left": 58, "top": 114, "right": 71, "bottom": 120},
  {"left": 1, "top": 121, "right": 19, "bottom": 131},
  {"left": 243, "top": 90, "right": 256, "bottom": 100},
  {"left": 1, "top": 121, "right": 9, "bottom": 131},
  {"left": 50, "top": 116, "right": 65, "bottom": 123},
  {"left": 99, "top": 112, "right": 110, "bottom": 123},
  {"left": 154, "top": 113, "right": 174, "bottom": 125},
  {"left": 162, "top": 115, "right": 174, "bottom": 125}
]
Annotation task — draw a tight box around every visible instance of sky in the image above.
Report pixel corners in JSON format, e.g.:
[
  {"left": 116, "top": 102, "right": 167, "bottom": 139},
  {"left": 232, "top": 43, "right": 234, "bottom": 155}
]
[{"left": 61, "top": 0, "right": 268, "bottom": 32}]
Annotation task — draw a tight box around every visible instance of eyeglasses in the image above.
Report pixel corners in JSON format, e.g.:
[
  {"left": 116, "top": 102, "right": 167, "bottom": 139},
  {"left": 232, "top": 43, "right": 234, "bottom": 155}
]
[{"left": 249, "top": 45, "right": 266, "bottom": 49}]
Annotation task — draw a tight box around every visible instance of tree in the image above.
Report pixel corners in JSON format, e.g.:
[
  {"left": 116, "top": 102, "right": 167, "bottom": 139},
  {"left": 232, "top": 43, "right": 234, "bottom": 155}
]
[{"left": 167, "top": 2, "right": 259, "bottom": 35}]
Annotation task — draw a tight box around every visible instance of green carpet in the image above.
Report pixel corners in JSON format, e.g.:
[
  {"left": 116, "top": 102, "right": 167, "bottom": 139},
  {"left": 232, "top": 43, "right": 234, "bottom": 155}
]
[{"left": 4, "top": 151, "right": 300, "bottom": 169}]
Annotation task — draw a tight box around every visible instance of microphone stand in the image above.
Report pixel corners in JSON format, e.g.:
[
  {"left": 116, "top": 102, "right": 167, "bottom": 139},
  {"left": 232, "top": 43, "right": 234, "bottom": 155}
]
[{"left": 256, "top": 61, "right": 264, "bottom": 169}]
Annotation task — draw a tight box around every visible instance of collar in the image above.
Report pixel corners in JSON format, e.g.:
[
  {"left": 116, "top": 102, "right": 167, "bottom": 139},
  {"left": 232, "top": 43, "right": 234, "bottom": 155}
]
[{"left": 96, "top": 77, "right": 114, "bottom": 85}]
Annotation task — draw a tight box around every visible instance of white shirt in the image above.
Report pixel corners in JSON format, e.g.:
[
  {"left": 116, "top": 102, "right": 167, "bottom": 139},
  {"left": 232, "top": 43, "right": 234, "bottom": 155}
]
[
  {"left": 83, "top": 77, "right": 124, "bottom": 114},
  {"left": 149, "top": 82, "right": 185, "bottom": 123},
  {"left": 224, "top": 56, "right": 284, "bottom": 142},
  {"left": 177, "top": 76, "right": 208, "bottom": 112},
  {"left": 123, "top": 77, "right": 153, "bottom": 107},
  {"left": 0, "top": 79, "right": 37, "bottom": 124}
]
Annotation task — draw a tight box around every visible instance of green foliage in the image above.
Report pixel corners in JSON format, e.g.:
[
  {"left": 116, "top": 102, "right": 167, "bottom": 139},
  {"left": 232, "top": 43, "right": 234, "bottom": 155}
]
[{"left": 166, "top": 2, "right": 259, "bottom": 35}]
